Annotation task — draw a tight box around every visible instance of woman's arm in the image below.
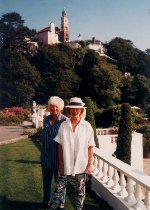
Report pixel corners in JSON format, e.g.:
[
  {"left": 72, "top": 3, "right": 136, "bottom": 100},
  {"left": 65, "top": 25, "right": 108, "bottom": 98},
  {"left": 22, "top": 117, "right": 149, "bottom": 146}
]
[{"left": 85, "top": 146, "right": 93, "bottom": 175}]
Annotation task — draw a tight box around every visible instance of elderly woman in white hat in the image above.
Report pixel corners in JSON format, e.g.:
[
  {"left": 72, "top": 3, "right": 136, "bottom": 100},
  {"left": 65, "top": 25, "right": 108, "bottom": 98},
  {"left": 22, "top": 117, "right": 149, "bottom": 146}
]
[{"left": 50, "top": 97, "right": 95, "bottom": 210}]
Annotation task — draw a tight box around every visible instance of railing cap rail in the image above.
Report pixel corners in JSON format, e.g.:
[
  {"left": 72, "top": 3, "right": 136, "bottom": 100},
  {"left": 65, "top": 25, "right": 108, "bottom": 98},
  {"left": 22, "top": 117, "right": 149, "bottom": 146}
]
[{"left": 94, "top": 147, "right": 150, "bottom": 190}]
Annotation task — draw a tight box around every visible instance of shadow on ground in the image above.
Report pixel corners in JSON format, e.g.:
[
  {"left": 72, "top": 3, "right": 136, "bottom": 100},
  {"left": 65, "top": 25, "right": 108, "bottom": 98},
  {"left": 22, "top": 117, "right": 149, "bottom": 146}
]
[
  {"left": 6, "top": 159, "right": 40, "bottom": 164},
  {"left": 0, "top": 196, "right": 39, "bottom": 210}
]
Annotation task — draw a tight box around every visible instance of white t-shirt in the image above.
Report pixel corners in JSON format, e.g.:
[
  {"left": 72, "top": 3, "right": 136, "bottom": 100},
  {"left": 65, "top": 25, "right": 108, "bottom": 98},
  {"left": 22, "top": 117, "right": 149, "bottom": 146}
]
[{"left": 55, "top": 118, "right": 95, "bottom": 176}]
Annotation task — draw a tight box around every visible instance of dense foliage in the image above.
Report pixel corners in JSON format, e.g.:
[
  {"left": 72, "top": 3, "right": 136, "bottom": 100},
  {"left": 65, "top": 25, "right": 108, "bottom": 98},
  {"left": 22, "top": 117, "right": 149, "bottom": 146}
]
[
  {"left": 105, "top": 37, "right": 150, "bottom": 78},
  {"left": 32, "top": 44, "right": 81, "bottom": 104},
  {"left": 0, "top": 12, "right": 36, "bottom": 54},
  {"left": 0, "top": 12, "right": 40, "bottom": 108},
  {"left": 95, "top": 105, "right": 121, "bottom": 128},
  {"left": 0, "top": 49, "right": 40, "bottom": 108}
]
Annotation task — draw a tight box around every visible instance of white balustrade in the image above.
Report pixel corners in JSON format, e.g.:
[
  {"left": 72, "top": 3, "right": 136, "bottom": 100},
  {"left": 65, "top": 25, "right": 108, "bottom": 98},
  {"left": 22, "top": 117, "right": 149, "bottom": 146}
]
[
  {"left": 31, "top": 102, "right": 47, "bottom": 128},
  {"left": 91, "top": 147, "right": 150, "bottom": 210}
]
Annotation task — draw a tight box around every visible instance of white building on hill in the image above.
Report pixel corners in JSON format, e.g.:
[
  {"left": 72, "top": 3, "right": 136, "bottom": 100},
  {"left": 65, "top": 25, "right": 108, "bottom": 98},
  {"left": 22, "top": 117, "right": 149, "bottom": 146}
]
[{"left": 37, "top": 22, "right": 60, "bottom": 45}]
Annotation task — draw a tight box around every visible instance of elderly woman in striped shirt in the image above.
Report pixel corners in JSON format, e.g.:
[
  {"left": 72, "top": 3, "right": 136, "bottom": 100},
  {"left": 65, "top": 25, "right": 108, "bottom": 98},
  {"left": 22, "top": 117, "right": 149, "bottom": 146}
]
[{"left": 40, "top": 96, "right": 67, "bottom": 209}]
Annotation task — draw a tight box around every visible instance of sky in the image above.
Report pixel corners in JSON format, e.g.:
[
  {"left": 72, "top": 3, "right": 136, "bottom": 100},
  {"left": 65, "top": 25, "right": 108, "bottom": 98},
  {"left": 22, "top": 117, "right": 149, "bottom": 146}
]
[{"left": 1, "top": 0, "right": 150, "bottom": 51}]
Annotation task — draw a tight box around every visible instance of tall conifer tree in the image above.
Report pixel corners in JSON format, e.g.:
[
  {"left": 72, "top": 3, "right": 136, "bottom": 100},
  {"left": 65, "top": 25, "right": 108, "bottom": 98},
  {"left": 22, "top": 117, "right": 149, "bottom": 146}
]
[
  {"left": 83, "top": 97, "right": 99, "bottom": 148},
  {"left": 115, "top": 103, "right": 132, "bottom": 164}
]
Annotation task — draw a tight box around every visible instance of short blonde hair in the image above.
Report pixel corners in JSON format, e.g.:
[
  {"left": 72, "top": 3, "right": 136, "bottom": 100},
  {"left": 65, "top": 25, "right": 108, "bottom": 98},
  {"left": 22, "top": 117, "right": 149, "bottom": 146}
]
[{"left": 48, "top": 96, "right": 64, "bottom": 111}]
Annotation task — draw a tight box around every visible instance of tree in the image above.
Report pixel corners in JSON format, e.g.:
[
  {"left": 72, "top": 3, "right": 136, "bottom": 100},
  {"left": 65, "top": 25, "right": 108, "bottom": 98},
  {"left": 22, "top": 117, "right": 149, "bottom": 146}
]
[
  {"left": 106, "top": 37, "right": 138, "bottom": 73},
  {"left": 0, "top": 12, "right": 36, "bottom": 53},
  {"left": 83, "top": 97, "right": 99, "bottom": 147},
  {"left": 131, "top": 74, "right": 150, "bottom": 108},
  {"left": 87, "top": 64, "right": 122, "bottom": 108},
  {"left": 106, "top": 37, "right": 150, "bottom": 78},
  {"left": 0, "top": 49, "right": 40, "bottom": 108},
  {"left": 145, "top": 49, "right": 150, "bottom": 55},
  {"left": 135, "top": 51, "right": 150, "bottom": 78},
  {"left": 115, "top": 103, "right": 133, "bottom": 164},
  {"left": 121, "top": 76, "right": 135, "bottom": 105},
  {"left": 78, "top": 40, "right": 86, "bottom": 48},
  {"left": 82, "top": 49, "right": 99, "bottom": 71},
  {"left": 95, "top": 105, "right": 121, "bottom": 128},
  {"left": 32, "top": 44, "right": 81, "bottom": 104},
  {"left": 63, "top": 99, "right": 70, "bottom": 117}
]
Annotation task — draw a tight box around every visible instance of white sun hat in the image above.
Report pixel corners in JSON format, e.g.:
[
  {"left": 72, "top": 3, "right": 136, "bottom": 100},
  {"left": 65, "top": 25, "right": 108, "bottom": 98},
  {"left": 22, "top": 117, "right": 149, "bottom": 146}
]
[{"left": 65, "top": 97, "right": 86, "bottom": 108}]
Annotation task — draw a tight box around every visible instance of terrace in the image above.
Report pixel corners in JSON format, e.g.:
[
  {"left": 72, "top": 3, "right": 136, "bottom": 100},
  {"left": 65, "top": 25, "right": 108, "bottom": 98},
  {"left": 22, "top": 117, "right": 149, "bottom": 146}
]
[{"left": 31, "top": 105, "right": 150, "bottom": 210}]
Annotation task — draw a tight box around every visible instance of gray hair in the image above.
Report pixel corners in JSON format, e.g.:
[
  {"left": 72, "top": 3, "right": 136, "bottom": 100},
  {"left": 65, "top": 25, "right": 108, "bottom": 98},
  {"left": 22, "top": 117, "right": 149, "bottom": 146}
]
[{"left": 48, "top": 96, "right": 64, "bottom": 111}]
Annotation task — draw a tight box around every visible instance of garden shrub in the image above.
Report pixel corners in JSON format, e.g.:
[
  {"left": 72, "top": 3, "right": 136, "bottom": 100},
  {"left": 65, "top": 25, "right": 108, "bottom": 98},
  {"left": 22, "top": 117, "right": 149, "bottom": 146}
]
[{"left": 0, "top": 107, "right": 31, "bottom": 126}]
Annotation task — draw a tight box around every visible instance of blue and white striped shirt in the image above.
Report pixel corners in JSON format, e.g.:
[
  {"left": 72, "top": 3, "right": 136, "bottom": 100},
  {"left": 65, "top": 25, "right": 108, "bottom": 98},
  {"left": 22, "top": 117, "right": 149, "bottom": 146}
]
[{"left": 41, "top": 114, "right": 66, "bottom": 168}]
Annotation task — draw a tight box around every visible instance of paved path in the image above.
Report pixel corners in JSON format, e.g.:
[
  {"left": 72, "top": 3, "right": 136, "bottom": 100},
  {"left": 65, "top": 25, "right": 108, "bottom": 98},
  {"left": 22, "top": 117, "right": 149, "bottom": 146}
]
[{"left": 0, "top": 125, "right": 28, "bottom": 145}]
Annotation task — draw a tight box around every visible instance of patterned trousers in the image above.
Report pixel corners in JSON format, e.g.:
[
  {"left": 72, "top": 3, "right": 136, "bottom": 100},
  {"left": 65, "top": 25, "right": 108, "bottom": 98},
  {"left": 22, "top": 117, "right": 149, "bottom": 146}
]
[{"left": 50, "top": 173, "right": 86, "bottom": 210}]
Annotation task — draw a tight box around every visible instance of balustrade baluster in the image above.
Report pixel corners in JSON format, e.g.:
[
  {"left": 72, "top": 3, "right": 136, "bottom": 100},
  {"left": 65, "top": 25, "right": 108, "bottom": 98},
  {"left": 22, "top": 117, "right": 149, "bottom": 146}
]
[
  {"left": 92, "top": 156, "right": 98, "bottom": 175},
  {"left": 91, "top": 156, "right": 95, "bottom": 173},
  {"left": 144, "top": 190, "right": 150, "bottom": 210},
  {"left": 96, "top": 159, "right": 103, "bottom": 179},
  {"left": 101, "top": 161, "right": 108, "bottom": 183},
  {"left": 125, "top": 178, "right": 136, "bottom": 205},
  {"left": 118, "top": 172, "right": 128, "bottom": 197},
  {"left": 111, "top": 169, "right": 120, "bottom": 192},
  {"left": 133, "top": 184, "right": 145, "bottom": 210},
  {"left": 106, "top": 164, "right": 114, "bottom": 187}
]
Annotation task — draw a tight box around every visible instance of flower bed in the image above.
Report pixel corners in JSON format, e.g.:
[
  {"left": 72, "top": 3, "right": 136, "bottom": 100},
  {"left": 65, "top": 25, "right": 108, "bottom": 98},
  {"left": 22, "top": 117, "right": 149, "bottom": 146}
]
[{"left": 0, "top": 107, "right": 31, "bottom": 126}]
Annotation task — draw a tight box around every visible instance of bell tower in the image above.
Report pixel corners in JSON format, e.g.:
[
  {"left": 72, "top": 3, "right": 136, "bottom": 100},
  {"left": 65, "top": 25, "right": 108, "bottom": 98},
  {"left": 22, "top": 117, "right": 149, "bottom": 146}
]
[{"left": 60, "top": 8, "right": 69, "bottom": 42}]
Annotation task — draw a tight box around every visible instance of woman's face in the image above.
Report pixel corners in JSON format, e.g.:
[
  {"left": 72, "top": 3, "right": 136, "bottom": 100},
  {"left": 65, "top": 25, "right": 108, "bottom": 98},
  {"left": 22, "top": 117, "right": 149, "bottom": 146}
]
[
  {"left": 69, "top": 108, "right": 83, "bottom": 118},
  {"left": 49, "top": 104, "right": 61, "bottom": 116}
]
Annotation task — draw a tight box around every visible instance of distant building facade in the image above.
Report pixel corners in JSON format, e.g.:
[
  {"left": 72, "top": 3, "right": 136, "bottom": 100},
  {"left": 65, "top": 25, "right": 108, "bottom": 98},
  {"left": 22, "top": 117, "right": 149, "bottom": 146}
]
[
  {"left": 37, "top": 22, "right": 59, "bottom": 45},
  {"left": 87, "top": 37, "right": 105, "bottom": 54}
]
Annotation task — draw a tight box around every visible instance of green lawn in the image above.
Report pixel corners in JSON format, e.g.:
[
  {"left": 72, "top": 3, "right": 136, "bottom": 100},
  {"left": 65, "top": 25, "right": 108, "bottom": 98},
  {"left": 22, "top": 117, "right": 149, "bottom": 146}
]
[{"left": 0, "top": 139, "right": 113, "bottom": 210}]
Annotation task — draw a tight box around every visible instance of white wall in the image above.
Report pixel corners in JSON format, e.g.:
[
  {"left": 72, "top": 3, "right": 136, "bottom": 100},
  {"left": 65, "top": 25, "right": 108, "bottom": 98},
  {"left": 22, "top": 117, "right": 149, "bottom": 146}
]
[
  {"left": 97, "top": 132, "right": 143, "bottom": 171},
  {"left": 131, "top": 132, "right": 143, "bottom": 171}
]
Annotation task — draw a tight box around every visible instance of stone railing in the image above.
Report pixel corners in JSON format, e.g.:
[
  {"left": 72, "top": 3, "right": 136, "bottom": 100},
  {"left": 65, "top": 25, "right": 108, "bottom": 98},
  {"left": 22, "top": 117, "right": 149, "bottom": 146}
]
[
  {"left": 31, "top": 107, "right": 50, "bottom": 128},
  {"left": 91, "top": 147, "right": 150, "bottom": 210},
  {"left": 96, "top": 128, "right": 118, "bottom": 135}
]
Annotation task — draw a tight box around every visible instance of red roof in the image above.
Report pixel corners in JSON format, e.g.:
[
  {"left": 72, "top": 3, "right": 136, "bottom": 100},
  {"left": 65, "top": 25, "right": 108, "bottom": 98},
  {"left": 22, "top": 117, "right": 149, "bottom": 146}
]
[{"left": 37, "top": 27, "right": 50, "bottom": 34}]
